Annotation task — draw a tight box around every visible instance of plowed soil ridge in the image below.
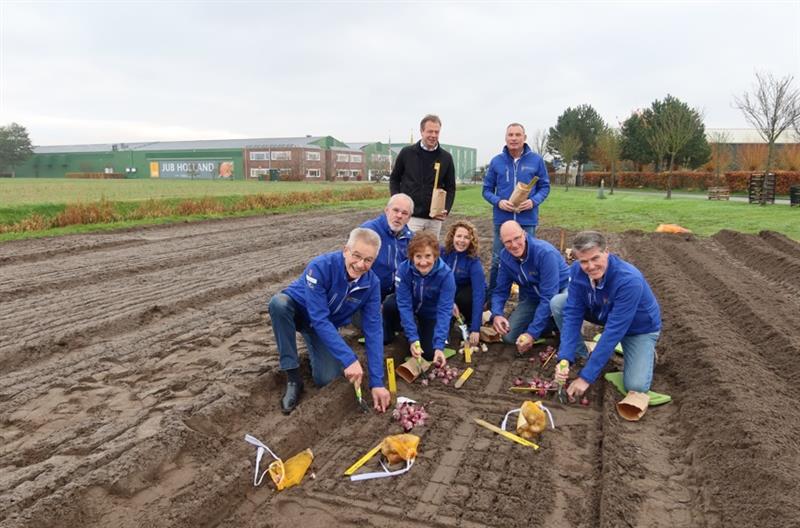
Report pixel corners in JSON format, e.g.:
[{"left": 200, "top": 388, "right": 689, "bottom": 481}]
[
  {"left": 1, "top": 211, "right": 798, "bottom": 527},
  {"left": 625, "top": 232, "right": 800, "bottom": 527}
]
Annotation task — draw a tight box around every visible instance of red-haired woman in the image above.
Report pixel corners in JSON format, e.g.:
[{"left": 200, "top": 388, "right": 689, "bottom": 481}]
[{"left": 383, "top": 231, "right": 456, "bottom": 367}]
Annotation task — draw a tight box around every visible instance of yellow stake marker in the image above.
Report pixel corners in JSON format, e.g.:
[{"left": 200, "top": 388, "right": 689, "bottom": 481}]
[
  {"left": 473, "top": 418, "right": 540, "bottom": 450},
  {"left": 386, "top": 358, "right": 396, "bottom": 402},
  {"left": 454, "top": 367, "right": 474, "bottom": 388},
  {"left": 464, "top": 343, "right": 472, "bottom": 363},
  {"left": 344, "top": 443, "right": 382, "bottom": 476}
]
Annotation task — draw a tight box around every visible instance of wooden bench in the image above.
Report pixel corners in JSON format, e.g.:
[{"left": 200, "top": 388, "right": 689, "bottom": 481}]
[{"left": 707, "top": 186, "right": 731, "bottom": 201}]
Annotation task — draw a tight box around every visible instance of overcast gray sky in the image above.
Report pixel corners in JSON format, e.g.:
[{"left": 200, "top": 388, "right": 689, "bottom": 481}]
[{"left": 1, "top": 0, "right": 798, "bottom": 164}]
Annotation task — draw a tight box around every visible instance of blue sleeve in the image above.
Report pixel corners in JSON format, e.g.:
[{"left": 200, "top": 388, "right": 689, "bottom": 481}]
[
  {"left": 395, "top": 271, "right": 419, "bottom": 344},
  {"left": 579, "top": 278, "right": 642, "bottom": 384},
  {"left": 557, "top": 271, "right": 587, "bottom": 365},
  {"left": 525, "top": 251, "right": 562, "bottom": 338},
  {"left": 482, "top": 160, "right": 501, "bottom": 205},
  {"left": 469, "top": 258, "right": 486, "bottom": 332},
  {"left": 303, "top": 262, "right": 358, "bottom": 369},
  {"left": 491, "top": 258, "right": 513, "bottom": 317},
  {"left": 433, "top": 273, "right": 457, "bottom": 350},
  {"left": 361, "top": 282, "right": 385, "bottom": 388},
  {"left": 530, "top": 158, "right": 550, "bottom": 205}
]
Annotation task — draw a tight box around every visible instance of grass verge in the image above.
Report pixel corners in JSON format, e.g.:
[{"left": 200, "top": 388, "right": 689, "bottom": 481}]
[{"left": 1, "top": 181, "right": 797, "bottom": 242}]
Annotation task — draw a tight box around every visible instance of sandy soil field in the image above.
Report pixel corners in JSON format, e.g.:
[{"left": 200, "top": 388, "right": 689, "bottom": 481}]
[{"left": 1, "top": 210, "right": 798, "bottom": 528}]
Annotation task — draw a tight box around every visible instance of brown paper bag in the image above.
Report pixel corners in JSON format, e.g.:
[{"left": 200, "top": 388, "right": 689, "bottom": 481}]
[
  {"left": 429, "top": 188, "right": 447, "bottom": 218},
  {"left": 396, "top": 358, "right": 431, "bottom": 383},
  {"left": 616, "top": 391, "right": 650, "bottom": 421},
  {"left": 508, "top": 176, "right": 539, "bottom": 207}
]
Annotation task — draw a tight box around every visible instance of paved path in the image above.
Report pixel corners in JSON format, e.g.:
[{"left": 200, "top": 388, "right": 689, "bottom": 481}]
[{"left": 572, "top": 186, "right": 791, "bottom": 205}]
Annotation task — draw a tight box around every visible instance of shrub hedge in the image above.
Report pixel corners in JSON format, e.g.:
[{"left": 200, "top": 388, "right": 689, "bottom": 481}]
[{"left": 583, "top": 171, "right": 800, "bottom": 194}]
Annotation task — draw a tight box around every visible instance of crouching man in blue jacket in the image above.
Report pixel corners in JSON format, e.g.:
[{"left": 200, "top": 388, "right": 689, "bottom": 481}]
[
  {"left": 359, "top": 193, "right": 414, "bottom": 301},
  {"left": 491, "top": 220, "right": 569, "bottom": 353},
  {"left": 268, "top": 227, "right": 391, "bottom": 415},
  {"left": 552, "top": 231, "right": 661, "bottom": 403}
]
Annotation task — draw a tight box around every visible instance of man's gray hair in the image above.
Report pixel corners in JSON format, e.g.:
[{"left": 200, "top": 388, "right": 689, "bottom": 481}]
[
  {"left": 388, "top": 192, "right": 414, "bottom": 212},
  {"left": 347, "top": 227, "right": 381, "bottom": 253},
  {"left": 572, "top": 231, "right": 607, "bottom": 253},
  {"left": 420, "top": 114, "right": 441, "bottom": 130},
  {"left": 507, "top": 122, "right": 526, "bottom": 133}
]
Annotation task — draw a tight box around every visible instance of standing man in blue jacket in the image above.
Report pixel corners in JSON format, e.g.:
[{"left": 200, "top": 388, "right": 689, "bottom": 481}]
[
  {"left": 360, "top": 193, "right": 414, "bottom": 301},
  {"left": 390, "top": 114, "right": 456, "bottom": 238},
  {"left": 490, "top": 221, "right": 569, "bottom": 353},
  {"left": 551, "top": 231, "right": 661, "bottom": 403},
  {"left": 268, "top": 227, "right": 391, "bottom": 415},
  {"left": 483, "top": 123, "right": 550, "bottom": 297}
]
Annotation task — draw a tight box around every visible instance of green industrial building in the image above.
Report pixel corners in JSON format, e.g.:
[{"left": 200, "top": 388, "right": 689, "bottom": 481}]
[{"left": 15, "top": 136, "right": 478, "bottom": 182}]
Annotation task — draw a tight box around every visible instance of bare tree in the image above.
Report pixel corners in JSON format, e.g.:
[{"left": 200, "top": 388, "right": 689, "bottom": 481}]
[
  {"left": 554, "top": 133, "right": 582, "bottom": 192},
  {"left": 643, "top": 96, "right": 703, "bottom": 199},
  {"left": 734, "top": 72, "right": 800, "bottom": 203},
  {"left": 707, "top": 131, "right": 732, "bottom": 184},
  {"left": 530, "top": 129, "right": 549, "bottom": 156},
  {"left": 595, "top": 128, "right": 622, "bottom": 195}
]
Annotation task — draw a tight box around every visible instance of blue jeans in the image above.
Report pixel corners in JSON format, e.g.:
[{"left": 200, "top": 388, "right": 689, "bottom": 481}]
[
  {"left": 549, "top": 292, "right": 660, "bottom": 392},
  {"left": 268, "top": 293, "right": 343, "bottom": 387},
  {"left": 488, "top": 223, "right": 536, "bottom": 298},
  {"left": 500, "top": 288, "right": 564, "bottom": 345}
]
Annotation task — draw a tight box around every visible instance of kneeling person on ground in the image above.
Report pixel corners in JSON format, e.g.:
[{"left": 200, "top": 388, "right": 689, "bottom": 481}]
[
  {"left": 490, "top": 220, "right": 569, "bottom": 353},
  {"left": 551, "top": 231, "right": 661, "bottom": 404},
  {"left": 441, "top": 220, "right": 485, "bottom": 348},
  {"left": 384, "top": 231, "right": 456, "bottom": 367},
  {"left": 268, "top": 227, "right": 391, "bottom": 415}
]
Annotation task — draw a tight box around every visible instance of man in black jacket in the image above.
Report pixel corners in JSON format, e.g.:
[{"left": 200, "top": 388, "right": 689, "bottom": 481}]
[{"left": 389, "top": 114, "right": 456, "bottom": 238}]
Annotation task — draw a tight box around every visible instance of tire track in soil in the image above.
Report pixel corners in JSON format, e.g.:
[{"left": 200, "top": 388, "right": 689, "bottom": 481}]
[
  {"left": 712, "top": 229, "right": 800, "bottom": 297},
  {"left": 0, "top": 210, "right": 374, "bottom": 527},
  {"left": 624, "top": 232, "right": 800, "bottom": 527},
  {"left": 0, "top": 211, "right": 364, "bottom": 266},
  {"left": 0, "top": 212, "right": 373, "bottom": 373},
  {"left": 758, "top": 229, "right": 800, "bottom": 259}
]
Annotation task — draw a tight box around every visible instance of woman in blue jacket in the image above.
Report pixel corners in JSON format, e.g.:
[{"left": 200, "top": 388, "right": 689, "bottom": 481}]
[
  {"left": 441, "top": 220, "right": 485, "bottom": 347},
  {"left": 384, "top": 231, "right": 456, "bottom": 367}
]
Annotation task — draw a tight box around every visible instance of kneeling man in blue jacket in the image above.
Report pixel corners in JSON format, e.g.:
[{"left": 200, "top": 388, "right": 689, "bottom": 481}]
[
  {"left": 490, "top": 220, "right": 569, "bottom": 353},
  {"left": 268, "top": 227, "right": 391, "bottom": 415},
  {"left": 552, "top": 231, "right": 661, "bottom": 401}
]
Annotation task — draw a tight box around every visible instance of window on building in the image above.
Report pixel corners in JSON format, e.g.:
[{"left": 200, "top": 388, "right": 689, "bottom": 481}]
[
  {"left": 250, "top": 151, "right": 268, "bottom": 161},
  {"left": 250, "top": 168, "right": 269, "bottom": 179},
  {"left": 336, "top": 153, "right": 349, "bottom": 162},
  {"left": 371, "top": 154, "right": 391, "bottom": 163},
  {"left": 271, "top": 151, "right": 291, "bottom": 161},
  {"left": 350, "top": 170, "right": 361, "bottom": 178},
  {"left": 337, "top": 169, "right": 349, "bottom": 178},
  {"left": 350, "top": 154, "right": 362, "bottom": 163},
  {"left": 305, "top": 151, "right": 321, "bottom": 161},
  {"left": 306, "top": 168, "right": 321, "bottom": 178},
  {"left": 280, "top": 168, "right": 292, "bottom": 176}
]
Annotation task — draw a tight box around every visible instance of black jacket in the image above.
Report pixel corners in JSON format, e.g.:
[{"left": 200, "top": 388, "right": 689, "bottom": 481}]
[{"left": 389, "top": 141, "right": 456, "bottom": 219}]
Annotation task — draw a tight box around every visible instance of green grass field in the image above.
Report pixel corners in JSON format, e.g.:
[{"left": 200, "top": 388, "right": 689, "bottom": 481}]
[
  {"left": 1, "top": 179, "right": 797, "bottom": 242},
  {"left": 0, "top": 179, "right": 351, "bottom": 206}
]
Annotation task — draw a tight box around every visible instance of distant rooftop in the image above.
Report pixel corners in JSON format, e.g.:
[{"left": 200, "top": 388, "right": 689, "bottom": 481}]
[
  {"left": 33, "top": 136, "right": 354, "bottom": 154},
  {"left": 705, "top": 128, "right": 798, "bottom": 144}
]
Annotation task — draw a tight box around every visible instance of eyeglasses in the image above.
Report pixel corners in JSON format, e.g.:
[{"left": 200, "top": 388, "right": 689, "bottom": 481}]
[
  {"left": 502, "top": 234, "right": 525, "bottom": 248},
  {"left": 347, "top": 248, "right": 375, "bottom": 265}
]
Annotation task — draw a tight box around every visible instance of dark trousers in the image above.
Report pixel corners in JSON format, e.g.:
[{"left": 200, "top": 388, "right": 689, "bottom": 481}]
[
  {"left": 382, "top": 294, "right": 437, "bottom": 361},
  {"left": 454, "top": 283, "right": 473, "bottom": 328}
]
